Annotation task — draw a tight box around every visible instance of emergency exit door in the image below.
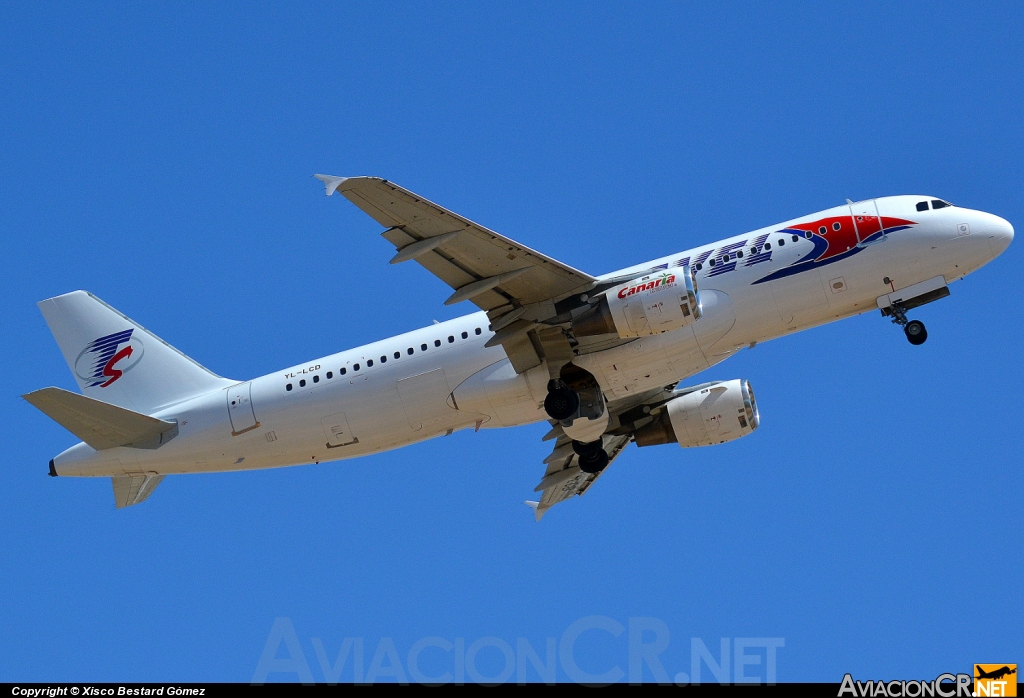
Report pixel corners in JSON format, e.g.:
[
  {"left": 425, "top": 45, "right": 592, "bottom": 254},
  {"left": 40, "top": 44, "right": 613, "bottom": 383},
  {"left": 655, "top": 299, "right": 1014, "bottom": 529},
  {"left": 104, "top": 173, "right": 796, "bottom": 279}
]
[{"left": 849, "top": 199, "right": 885, "bottom": 246}]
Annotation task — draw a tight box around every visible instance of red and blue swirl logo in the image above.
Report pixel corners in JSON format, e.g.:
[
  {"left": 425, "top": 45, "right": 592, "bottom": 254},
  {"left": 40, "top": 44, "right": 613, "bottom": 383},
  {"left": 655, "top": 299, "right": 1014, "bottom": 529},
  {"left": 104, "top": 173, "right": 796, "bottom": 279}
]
[{"left": 73, "top": 329, "right": 144, "bottom": 388}]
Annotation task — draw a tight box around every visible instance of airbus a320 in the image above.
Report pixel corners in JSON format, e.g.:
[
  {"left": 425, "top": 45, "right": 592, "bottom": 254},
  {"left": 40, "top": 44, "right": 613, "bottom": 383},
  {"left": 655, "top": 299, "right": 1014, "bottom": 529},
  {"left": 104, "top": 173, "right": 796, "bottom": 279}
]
[{"left": 25, "top": 177, "right": 1013, "bottom": 518}]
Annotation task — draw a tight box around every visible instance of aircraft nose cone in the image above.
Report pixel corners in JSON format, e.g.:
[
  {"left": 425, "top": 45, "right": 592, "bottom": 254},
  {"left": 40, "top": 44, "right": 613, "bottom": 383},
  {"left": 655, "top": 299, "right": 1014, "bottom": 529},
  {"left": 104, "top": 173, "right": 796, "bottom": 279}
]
[{"left": 989, "top": 215, "right": 1014, "bottom": 257}]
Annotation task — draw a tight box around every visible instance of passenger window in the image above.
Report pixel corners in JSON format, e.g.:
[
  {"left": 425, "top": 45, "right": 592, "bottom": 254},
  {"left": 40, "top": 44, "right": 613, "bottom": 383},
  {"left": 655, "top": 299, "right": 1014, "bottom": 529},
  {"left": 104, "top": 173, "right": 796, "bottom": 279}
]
[
  {"left": 475, "top": 328, "right": 482, "bottom": 335},
  {"left": 931, "top": 200, "right": 950, "bottom": 209},
  {"left": 394, "top": 351, "right": 400, "bottom": 359},
  {"left": 461, "top": 331, "right": 468, "bottom": 339},
  {"left": 764, "top": 242, "right": 771, "bottom": 249},
  {"left": 380, "top": 355, "right": 386, "bottom": 363},
  {"left": 407, "top": 348, "right": 414, "bottom": 355},
  {"left": 778, "top": 239, "right": 785, "bottom": 246},
  {"left": 695, "top": 263, "right": 702, "bottom": 270},
  {"left": 792, "top": 235, "right": 799, "bottom": 242},
  {"left": 367, "top": 359, "right": 373, "bottom": 367},
  {"left": 327, "top": 371, "right": 333, "bottom": 379},
  {"left": 818, "top": 226, "right": 827, "bottom": 234},
  {"left": 313, "top": 375, "right": 319, "bottom": 383},
  {"left": 737, "top": 250, "right": 743, "bottom": 258},
  {"left": 448, "top": 335, "right": 454, "bottom": 343},
  {"left": 421, "top": 343, "right": 428, "bottom": 351},
  {"left": 750, "top": 247, "right": 757, "bottom": 255},
  {"left": 286, "top": 383, "right": 293, "bottom": 391},
  {"left": 340, "top": 367, "right": 347, "bottom": 375},
  {"left": 916, "top": 201, "right": 929, "bottom": 211},
  {"left": 832, "top": 222, "right": 841, "bottom": 231},
  {"left": 353, "top": 363, "right": 360, "bottom": 371},
  {"left": 434, "top": 339, "right": 441, "bottom": 347},
  {"left": 299, "top": 379, "right": 306, "bottom": 387},
  {"left": 709, "top": 258, "right": 716, "bottom": 267},
  {"left": 805, "top": 231, "right": 812, "bottom": 239}
]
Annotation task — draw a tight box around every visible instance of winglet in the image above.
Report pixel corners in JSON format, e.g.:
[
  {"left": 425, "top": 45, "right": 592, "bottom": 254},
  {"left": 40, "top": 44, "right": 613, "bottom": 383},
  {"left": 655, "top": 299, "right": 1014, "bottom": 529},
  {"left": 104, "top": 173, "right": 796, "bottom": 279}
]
[
  {"left": 314, "top": 174, "right": 347, "bottom": 197},
  {"left": 524, "top": 500, "right": 545, "bottom": 521}
]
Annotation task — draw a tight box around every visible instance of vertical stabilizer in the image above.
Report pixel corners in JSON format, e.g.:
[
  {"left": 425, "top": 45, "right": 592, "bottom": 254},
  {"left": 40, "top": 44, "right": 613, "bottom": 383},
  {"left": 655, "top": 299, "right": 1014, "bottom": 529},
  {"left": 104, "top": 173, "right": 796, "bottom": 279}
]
[{"left": 38, "top": 291, "right": 233, "bottom": 413}]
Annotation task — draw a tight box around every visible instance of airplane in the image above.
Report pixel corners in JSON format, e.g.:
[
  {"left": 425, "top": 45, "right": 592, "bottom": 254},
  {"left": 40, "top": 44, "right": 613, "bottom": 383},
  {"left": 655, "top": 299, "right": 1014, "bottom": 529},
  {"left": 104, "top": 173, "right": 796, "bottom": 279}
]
[
  {"left": 975, "top": 666, "right": 1016, "bottom": 681},
  {"left": 23, "top": 176, "right": 1013, "bottom": 518}
]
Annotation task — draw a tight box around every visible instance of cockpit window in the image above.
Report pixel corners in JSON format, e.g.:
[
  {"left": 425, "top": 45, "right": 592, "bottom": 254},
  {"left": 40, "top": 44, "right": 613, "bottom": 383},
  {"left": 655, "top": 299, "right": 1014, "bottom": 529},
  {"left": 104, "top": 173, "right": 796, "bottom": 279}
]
[
  {"left": 916, "top": 201, "right": 929, "bottom": 212},
  {"left": 931, "top": 200, "right": 952, "bottom": 209}
]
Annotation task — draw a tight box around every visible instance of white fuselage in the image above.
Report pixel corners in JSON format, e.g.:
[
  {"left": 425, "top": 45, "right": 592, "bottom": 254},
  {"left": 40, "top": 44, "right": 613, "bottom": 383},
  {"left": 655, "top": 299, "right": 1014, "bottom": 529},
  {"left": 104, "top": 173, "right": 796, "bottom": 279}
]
[{"left": 52, "top": 195, "right": 1013, "bottom": 477}]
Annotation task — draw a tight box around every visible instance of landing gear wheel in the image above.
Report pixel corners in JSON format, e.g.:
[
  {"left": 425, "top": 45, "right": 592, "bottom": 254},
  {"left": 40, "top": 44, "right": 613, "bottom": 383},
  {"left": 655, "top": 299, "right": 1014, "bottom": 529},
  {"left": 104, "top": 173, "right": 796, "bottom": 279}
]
[
  {"left": 904, "top": 320, "right": 927, "bottom": 345},
  {"left": 578, "top": 448, "right": 609, "bottom": 474},
  {"left": 544, "top": 387, "right": 579, "bottom": 421},
  {"left": 572, "top": 439, "right": 603, "bottom": 457}
]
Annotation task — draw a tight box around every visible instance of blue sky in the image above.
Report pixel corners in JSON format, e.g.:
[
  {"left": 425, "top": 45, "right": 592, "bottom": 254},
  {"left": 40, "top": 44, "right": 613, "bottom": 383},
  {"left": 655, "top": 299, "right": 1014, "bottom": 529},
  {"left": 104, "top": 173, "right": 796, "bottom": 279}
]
[{"left": 1, "top": 1, "right": 1021, "bottom": 683}]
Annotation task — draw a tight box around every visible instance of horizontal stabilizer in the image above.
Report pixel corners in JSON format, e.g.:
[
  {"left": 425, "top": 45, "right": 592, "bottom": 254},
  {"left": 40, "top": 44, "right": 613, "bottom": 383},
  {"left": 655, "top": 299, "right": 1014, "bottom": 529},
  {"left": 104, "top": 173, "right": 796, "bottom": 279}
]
[
  {"left": 112, "top": 474, "right": 165, "bottom": 508},
  {"left": 23, "top": 387, "right": 178, "bottom": 451}
]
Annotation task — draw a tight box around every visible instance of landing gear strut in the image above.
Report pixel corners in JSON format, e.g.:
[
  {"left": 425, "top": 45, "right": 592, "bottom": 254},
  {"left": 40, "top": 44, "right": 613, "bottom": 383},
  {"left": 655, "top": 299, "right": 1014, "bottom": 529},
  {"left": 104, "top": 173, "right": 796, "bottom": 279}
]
[
  {"left": 573, "top": 440, "right": 609, "bottom": 474},
  {"left": 886, "top": 303, "right": 927, "bottom": 346}
]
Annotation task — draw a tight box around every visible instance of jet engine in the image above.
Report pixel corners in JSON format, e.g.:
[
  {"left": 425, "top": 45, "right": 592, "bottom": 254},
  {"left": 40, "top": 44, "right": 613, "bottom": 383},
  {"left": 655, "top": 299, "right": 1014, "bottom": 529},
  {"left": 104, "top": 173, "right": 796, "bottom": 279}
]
[
  {"left": 572, "top": 266, "right": 701, "bottom": 339},
  {"left": 634, "top": 379, "right": 759, "bottom": 448}
]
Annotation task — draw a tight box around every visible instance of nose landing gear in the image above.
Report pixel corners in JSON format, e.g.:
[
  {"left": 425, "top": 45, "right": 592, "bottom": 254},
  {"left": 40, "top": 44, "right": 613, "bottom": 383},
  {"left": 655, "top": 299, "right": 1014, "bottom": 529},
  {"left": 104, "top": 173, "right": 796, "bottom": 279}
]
[
  {"left": 904, "top": 319, "right": 927, "bottom": 345},
  {"left": 885, "top": 303, "right": 928, "bottom": 346}
]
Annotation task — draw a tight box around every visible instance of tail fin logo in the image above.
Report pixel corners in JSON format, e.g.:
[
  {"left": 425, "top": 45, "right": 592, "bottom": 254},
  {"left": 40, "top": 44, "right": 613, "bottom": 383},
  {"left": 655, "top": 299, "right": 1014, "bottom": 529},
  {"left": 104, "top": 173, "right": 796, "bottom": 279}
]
[{"left": 74, "top": 329, "right": 145, "bottom": 388}]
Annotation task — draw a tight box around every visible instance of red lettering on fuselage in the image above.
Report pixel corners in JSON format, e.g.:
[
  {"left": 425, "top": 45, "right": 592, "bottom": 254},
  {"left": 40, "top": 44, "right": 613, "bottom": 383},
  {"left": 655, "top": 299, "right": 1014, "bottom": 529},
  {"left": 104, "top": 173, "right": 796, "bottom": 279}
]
[{"left": 617, "top": 275, "right": 676, "bottom": 299}]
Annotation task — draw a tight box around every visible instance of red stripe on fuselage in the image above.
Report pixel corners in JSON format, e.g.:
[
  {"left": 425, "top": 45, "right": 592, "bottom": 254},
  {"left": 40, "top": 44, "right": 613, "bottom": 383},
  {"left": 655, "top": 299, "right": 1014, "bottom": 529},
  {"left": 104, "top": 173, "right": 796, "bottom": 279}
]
[{"left": 786, "top": 215, "right": 915, "bottom": 261}]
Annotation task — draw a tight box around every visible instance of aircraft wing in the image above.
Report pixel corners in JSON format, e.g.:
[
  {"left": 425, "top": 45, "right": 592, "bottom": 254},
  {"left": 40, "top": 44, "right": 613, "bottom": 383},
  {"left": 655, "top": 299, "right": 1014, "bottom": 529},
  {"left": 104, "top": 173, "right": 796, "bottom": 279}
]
[
  {"left": 526, "top": 384, "right": 693, "bottom": 520},
  {"left": 316, "top": 175, "right": 599, "bottom": 371},
  {"left": 527, "top": 432, "right": 632, "bottom": 521}
]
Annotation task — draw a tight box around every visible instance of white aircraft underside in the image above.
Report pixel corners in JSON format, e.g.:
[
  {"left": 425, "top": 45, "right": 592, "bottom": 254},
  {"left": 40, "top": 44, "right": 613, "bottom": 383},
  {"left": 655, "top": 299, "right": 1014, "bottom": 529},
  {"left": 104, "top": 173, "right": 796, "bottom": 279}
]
[{"left": 25, "top": 177, "right": 1013, "bottom": 518}]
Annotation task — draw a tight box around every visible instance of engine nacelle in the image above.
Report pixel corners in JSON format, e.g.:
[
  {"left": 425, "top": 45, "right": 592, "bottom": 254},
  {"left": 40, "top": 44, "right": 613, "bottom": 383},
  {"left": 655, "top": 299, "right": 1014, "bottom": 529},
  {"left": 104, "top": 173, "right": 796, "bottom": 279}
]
[
  {"left": 572, "top": 267, "right": 701, "bottom": 339},
  {"left": 634, "top": 379, "right": 759, "bottom": 448}
]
